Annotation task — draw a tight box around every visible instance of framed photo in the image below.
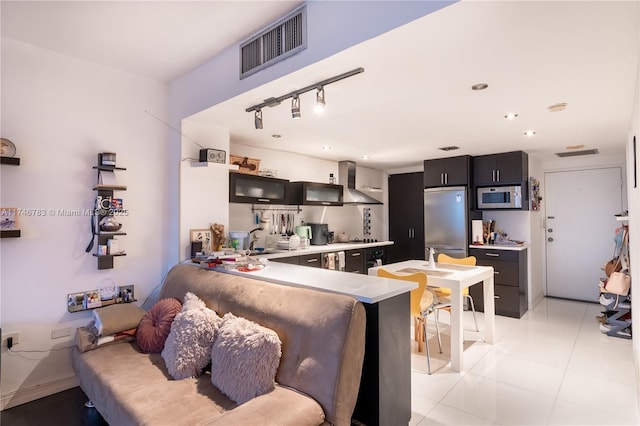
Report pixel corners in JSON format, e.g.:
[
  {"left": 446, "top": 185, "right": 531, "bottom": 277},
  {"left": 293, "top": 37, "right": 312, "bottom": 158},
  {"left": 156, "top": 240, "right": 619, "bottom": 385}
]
[
  {"left": 0, "top": 208, "right": 18, "bottom": 230},
  {"left": 190, "top": 228, "right": 212, "bottom": 252}
]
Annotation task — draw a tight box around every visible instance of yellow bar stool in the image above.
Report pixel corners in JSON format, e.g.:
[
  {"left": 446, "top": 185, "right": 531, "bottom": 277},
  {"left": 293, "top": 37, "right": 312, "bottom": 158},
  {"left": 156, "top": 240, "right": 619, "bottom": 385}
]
[{"left": 377, "top": 268, "right": 444, "bottom": 374}]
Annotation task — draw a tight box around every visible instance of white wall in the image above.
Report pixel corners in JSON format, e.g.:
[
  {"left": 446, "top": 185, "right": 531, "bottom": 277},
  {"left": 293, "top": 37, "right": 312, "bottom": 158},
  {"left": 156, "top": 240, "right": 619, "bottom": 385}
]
[
  {"left": 168, "top": 2, "right": 455, "bottom": 269},
  {"left": 626, "top": 40, "right": 640, "bottom": 370},
  {"left": 0, "top": 38, "right": 169, "bottom": 408}
]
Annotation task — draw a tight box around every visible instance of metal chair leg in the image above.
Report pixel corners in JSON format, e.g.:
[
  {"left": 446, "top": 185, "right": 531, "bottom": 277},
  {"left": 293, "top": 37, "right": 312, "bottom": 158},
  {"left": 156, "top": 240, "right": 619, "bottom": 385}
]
[
  {"left": 421, "top": 316, "right": 432, "bottom": 375},
  {"left": 466, "top": 294, "right": 479, "bottom": 332}
]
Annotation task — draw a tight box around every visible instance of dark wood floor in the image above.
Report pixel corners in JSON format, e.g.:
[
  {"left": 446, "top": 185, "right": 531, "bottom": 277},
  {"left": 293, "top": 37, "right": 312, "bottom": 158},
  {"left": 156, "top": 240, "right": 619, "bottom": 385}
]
[{"left": 1, "top": 387, "right": 107, "bottom": 426}]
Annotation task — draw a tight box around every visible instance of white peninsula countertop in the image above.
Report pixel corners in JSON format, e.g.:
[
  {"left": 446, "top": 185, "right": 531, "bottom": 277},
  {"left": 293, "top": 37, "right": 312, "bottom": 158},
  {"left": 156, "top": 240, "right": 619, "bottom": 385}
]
[
  {"left": 205, "top": 259, "right": 415, "bottom": 304},
  {"left": 255, "top": 240, "right": 394, "bottom": 259}
]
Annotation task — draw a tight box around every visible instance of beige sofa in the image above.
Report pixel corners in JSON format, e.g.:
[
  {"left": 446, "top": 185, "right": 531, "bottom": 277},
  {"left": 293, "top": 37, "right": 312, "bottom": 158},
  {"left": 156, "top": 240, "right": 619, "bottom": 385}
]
[{"left": 72, "top": 264, "right": 366, "bottom": 426}]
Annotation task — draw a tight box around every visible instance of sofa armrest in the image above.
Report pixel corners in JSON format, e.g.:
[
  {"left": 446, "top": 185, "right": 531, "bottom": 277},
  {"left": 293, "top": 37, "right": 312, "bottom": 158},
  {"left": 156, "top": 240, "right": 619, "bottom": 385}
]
[{"left": 207, "top": 385, "right": 325, "bottom": 426}]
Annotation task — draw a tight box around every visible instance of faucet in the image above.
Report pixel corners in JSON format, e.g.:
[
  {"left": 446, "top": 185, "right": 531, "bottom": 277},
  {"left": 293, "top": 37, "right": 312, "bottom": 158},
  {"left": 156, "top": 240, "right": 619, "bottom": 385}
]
[{"left": 248, "top": 226, "right": 263, "bottom": 251}]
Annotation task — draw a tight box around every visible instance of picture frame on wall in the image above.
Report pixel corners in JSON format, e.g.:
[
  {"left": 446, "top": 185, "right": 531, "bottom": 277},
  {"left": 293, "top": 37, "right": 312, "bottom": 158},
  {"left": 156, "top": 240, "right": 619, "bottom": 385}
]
[
  {"left": 190, "top": 228, "right": 212, "bottom": 252},
  {"left": 0, "top": 208, "right": 18, "bottom": 230}
]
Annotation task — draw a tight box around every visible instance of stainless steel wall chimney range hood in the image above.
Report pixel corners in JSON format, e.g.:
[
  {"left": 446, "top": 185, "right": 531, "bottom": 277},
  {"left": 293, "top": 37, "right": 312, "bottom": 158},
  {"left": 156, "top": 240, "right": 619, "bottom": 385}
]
[{"left": 338, "top": 161, "right": 383, "bottom": 205}]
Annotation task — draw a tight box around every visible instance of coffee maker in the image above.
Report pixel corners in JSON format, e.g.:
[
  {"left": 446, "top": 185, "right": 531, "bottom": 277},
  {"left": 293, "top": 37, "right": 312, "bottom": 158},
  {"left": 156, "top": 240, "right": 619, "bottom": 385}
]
[{"left": 308, "top": 223, "right": 331, "bottom": 245}]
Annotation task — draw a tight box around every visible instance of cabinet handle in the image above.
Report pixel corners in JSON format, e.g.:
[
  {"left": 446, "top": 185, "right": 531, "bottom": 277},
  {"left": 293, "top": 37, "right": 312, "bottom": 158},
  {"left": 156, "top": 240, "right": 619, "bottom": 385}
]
[
  {"left": 257, "top": 198, "right": 270, "bottom": 203},
  {"left": 306, "top": 258, "right": 318, "bottom": 263},
  {"left": 444, "top": 173, "right": 448, "bottom": 185},
  {"left": 492, "top": 170, "right": 496, "bottom": 182},
  {"left": 321, "top": 202, "right": 330, "bottom": 205},
  {"left": 486, "top": 253, "right": 500, "bottom": 257},
  {"left": 496, "top": 169, "right": 500, "bottom": 182},
  {"left": 494, "top": 295, "right": 500, "bottom": 299},
  {"left": 494, "top": 271, "right": 500, "bottom": 275},
  {"left": 351, "top": 252, "right": 361, "bottom": 257},
  {"left": 440, "top": 173, "right": 444, "bottom": 185}
]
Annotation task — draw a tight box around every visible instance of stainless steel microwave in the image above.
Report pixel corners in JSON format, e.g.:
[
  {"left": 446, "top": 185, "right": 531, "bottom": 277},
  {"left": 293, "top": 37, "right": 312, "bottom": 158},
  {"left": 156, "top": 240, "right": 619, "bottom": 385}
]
[{"left": 477, "top": 185, "right": 523, "bottom": 209}]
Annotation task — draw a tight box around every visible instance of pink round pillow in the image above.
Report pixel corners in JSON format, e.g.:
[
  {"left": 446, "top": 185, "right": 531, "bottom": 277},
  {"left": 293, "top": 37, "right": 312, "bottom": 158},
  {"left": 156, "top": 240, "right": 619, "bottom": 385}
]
[{"left": 136, "top": 298, "right": 182, "bottom": 353}]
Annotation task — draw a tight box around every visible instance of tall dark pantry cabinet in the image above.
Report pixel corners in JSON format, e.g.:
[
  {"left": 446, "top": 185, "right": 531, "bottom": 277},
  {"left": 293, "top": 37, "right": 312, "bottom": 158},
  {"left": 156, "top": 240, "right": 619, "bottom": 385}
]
[{"left": 388, "top": 172, "right": 425, "bottom": 263}]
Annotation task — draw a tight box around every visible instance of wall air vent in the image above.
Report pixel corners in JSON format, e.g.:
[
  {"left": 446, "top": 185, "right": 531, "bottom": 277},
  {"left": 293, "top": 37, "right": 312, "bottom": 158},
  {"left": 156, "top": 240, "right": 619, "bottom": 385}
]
[
  {"left": 438, "top": 146, "right": 460, "bottom": 151},
  {"left": 240, "top": 6, "right": 307, "bottom": 79},
  {"left": 555, "top": 149, "right": 599, "bottom": 158}
]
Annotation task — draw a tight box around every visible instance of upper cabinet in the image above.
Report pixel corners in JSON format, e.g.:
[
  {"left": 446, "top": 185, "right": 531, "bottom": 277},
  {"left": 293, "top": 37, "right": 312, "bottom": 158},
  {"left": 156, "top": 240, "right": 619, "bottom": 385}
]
[
  {"left": 289, "top": 182, "right": 343, "bottom": 206},
  {"left": 229, "top": 173, "right": 289, "bottom": 204},
  {"left": 473, "top": 151, "right": 528, "bottom": 186},
  {"left": 423, "top": 155, "right": 471, "bottom": 187}
]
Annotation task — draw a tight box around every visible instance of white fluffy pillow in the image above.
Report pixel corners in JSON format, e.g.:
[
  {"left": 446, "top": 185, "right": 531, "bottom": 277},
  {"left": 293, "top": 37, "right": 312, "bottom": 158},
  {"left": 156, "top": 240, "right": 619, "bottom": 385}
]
[
  {"left": 211, "top": 313, "right": 282, "bottom": 404},
  {"left": 161, "top": 292, "right": 222, "bottom": 380}
]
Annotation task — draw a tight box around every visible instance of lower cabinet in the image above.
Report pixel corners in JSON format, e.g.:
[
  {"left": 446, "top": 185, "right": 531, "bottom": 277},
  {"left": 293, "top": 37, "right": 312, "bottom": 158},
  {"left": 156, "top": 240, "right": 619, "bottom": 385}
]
[
  {"left": 299, "top": 253, "right": 322, "bottom": 268},
  {"left": 271, "top": 256, "right": 300, "bottom": 265},
  {"left": 468, "top": 248, "right": 528, "bottom": 318},
  {"left": 345, "top": 249, "right": 365, "bottom": 273}
]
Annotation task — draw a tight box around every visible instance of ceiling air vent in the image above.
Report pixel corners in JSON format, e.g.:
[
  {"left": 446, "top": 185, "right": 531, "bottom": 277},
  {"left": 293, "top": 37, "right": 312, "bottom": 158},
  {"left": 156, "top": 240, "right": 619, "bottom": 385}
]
[
  {"left": 438, "top": 146, "right": 460, "bottom": 151},
  {"left": 240, "top": 6, "right": 307, "bottom": 79},
  {"left": 555, "top": 149, "right": 599, "bottom": 158}
]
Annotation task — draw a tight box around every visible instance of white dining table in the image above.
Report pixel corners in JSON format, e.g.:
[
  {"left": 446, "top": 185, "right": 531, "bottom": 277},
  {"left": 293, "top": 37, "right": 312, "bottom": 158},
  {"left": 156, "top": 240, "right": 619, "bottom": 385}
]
[{"left": 369, "top": 259, "right": 495, "bottom": 372}]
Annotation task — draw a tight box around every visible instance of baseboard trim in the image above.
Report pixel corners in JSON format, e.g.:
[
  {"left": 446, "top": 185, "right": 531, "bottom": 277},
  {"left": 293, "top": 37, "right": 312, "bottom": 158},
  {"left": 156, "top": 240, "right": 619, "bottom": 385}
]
[{"left": 1, "top": 376, "right": 79, "bottom": 411}]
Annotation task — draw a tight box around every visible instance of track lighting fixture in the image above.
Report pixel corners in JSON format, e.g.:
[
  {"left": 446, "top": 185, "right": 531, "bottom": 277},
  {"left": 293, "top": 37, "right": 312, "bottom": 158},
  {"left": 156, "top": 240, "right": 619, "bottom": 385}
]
[
  {"left": 291, "top": 96, "right": 301, "bottom": 119},
  {"left": 245, "top": 67, "right": 364, "bottom": 129},
  {"left": 314, "top": 87, "right": 325, "bottom": 113},
  {"left": 254, "top": 109, "right": 263, "bottom": 129}
]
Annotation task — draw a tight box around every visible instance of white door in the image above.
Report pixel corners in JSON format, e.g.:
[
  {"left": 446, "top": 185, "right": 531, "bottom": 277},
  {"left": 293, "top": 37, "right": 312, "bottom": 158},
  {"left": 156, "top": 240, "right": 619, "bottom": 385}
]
[{"left": 545, "top": 167, "right": 623, "bottom": 302}]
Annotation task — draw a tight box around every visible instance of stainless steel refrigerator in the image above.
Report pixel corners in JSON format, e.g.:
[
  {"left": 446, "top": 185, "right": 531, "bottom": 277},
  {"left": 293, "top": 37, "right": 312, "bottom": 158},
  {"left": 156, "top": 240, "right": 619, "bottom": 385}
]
[{"left": 424, "top": 186, "right": 468, "bottom": 259}]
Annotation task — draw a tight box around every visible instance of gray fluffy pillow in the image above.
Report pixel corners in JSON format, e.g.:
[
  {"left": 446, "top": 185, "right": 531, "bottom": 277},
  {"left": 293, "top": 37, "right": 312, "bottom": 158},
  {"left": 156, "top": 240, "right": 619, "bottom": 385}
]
[
  {"left": 211, "top": 313, "right": 282, "bottom": 404},
  {"left": 161, "top": 292, "right": 222, "bottom": 380}
]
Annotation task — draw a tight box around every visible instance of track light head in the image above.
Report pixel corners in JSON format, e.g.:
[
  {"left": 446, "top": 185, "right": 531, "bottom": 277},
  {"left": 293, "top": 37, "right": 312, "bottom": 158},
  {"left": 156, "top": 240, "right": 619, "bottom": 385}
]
[
  {"left": 314, "top": 87, "right": 325, "bottom": 113},
  {"left": 254, "top": 109, "right": 263, "bottom": 129},
  {"left": 291, "top": 95, "right": 301, "bottom": 119}
]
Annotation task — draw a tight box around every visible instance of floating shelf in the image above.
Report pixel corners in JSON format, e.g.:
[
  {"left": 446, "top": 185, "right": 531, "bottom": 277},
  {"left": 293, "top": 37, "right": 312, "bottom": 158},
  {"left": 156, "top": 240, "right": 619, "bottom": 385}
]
[
  {"left": 0, "top": 157, "right": 20, "bottom": 165},
  {"left": 1, "top": 230, "right": 21, "bottom": 238},
  {"left": 616, "top": 216, "right": 629, "bottom": 221},
  {"left": 93, "top": 185, "right": 127, "bottom": 191}
]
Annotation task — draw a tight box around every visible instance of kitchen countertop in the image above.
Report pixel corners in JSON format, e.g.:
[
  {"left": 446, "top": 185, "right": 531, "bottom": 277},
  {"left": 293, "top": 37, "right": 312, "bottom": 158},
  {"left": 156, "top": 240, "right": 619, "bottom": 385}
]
[
  {"left": 203, "top": 258, "right": 415, "bottom": 304},
  {"left": 469, "top": 244, "right": 528, "bottom": 251},
  {"left": 255, "top": 240, "right": 394, "bottom": 259}
]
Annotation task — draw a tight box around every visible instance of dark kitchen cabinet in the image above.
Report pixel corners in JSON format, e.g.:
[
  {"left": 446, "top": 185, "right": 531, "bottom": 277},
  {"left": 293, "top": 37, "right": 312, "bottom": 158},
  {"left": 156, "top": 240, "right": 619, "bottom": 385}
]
[
  {"left": 423, "top": 155, "right": 471, "bottom": 187},
  {"left": 271, "top": 256, "right": 299, "bottom": 265},
  {"left": 468, "top": 248, "right": 528, "bottom": 318},
  {"left": 473, "top": 151, "right": 528, "bottom": 186},
  {"left": 229, "top": 173, "right": 289, "bottom": 204},
  {"left": 289, "top": 181, "right": 343, "bottom": 206},
  {"left": 345, "top": 249, "right": 365, "bottom": 273},
  {"left": 388, "top": 172, "right": 425, "bottom": 263},
  {"left": 298, "top": 253, "right": 322, "bottom": 268}
]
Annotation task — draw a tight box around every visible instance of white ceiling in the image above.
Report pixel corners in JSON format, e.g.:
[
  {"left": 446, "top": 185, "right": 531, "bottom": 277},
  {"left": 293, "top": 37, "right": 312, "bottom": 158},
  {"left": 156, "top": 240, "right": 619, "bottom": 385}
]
[{"left": 3, "top": 1, "right": 639, "bottom": 171}]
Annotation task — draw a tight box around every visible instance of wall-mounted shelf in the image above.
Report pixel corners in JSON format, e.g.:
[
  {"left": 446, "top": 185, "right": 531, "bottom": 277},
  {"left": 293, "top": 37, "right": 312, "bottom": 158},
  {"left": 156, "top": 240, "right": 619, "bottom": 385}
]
[
  {"left": 616, "top": 216, "right": 629, "bottom": 221},
  {"left": 68, "top": 284, "right": 135, "bottom": 313},
  {"left": 1, "top": 157, "right": 20, "bottom": 165},
  {"left": 1, "top": 230, "right": 21, "bottom": 238},
  {"left": 90, "top": 154, "right": 127, "bottom": 270}
]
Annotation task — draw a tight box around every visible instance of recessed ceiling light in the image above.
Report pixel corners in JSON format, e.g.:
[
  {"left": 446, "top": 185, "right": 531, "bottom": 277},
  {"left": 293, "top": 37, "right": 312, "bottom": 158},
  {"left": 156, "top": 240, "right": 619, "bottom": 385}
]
[
  {"left": 272, "top": 134, "right": 282, "bottom": 139},
  {"left": 361, "top": 155, "right": 370, "bottom": 160},
  {"left": 524, "top": 130, "right": 536, "bottom": 137},
  {"left": 471, "top": 83, "right": 488, "bottom": 91},
  {"left": 548, "top": 102, "right": 568, "bottom": 112},
  {"left": 321, "top": 145, "right": 332, "bottom": 151},
  {"left": 504, "top": 113, "right": 518, "bottom": 119}
]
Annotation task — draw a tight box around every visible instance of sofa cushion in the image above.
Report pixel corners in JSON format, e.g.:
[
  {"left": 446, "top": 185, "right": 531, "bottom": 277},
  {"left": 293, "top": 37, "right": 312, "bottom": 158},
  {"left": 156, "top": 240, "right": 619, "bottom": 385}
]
[
  {"left": 210, "top": 313, "right": 282, "bottom": 404},
  {"left": 93, "top": 303, "right": 146, "bottom": 336},
  {"left": 136, "top": 298, "right": 182, "bottom": 353},
  {"left": 162, "top": 292, "right": 222, "bottom": 379}
]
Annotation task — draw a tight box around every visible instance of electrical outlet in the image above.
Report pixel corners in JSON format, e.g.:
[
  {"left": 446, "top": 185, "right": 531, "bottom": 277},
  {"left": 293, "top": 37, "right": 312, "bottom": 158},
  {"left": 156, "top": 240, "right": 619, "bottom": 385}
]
[
  {"left": 2, "top": 332, "right": 19, "bottom": 347},
  {"left": 51, "top": 327, "right": 72, "bottom": 340}
]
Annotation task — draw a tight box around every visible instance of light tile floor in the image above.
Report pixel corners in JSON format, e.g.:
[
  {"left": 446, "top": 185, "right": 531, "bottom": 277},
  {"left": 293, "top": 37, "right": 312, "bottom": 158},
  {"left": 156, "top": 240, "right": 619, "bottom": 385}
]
[{"left": 410, "top": 297, "right": 639, "bottom": 425}]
